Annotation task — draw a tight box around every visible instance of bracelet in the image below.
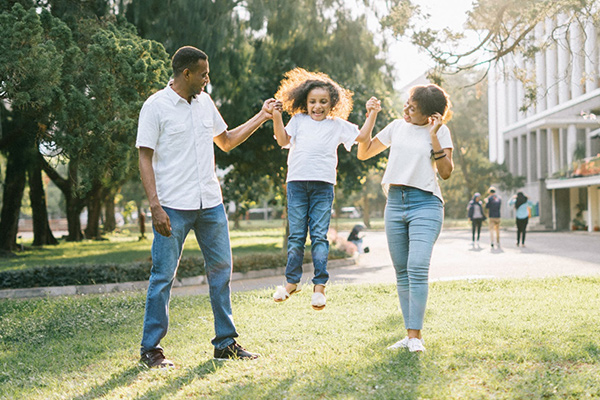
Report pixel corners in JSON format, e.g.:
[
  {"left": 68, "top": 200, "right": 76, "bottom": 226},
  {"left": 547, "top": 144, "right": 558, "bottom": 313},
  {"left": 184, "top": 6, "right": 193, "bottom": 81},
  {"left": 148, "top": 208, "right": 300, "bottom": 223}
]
[
  {"left": 431, "top": 149, "right": 444, "bottom": 156},
  {"left": 434, "top": 153, "right": 447, "bottom": 160}
]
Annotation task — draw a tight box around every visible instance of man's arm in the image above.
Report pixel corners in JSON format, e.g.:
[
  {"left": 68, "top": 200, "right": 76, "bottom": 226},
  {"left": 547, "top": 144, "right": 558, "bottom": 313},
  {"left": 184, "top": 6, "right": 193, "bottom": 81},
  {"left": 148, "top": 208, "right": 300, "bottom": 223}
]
[
  {"left": 138, "top": 146, "right": 171, "bottom": 237},
  {"left": 213, "top": 98, "right": 277, "bottom": 152}
]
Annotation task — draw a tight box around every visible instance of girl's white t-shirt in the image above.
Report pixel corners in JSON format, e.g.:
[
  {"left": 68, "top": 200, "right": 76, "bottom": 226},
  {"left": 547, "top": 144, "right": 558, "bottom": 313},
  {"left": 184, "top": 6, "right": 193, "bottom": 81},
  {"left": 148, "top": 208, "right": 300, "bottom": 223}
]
[
  {"left": 284, "top": 113, "right": 360, "bottom": 184},
  {"left": 375, "top": 119, "right": 453, "bottom": 202}
]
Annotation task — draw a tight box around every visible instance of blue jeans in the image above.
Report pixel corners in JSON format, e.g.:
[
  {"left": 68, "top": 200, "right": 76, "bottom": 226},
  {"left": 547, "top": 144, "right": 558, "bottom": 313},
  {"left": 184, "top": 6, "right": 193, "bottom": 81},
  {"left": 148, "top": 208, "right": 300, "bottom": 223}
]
[
  {"left": 286, "top": 181, "right": 334, "bottom": 286},
  {"left": 385, "top": 186, "right": 443, "bottom": 330},
  {"left": 140, "top": 204, "right": 238, "bottom": 354}
]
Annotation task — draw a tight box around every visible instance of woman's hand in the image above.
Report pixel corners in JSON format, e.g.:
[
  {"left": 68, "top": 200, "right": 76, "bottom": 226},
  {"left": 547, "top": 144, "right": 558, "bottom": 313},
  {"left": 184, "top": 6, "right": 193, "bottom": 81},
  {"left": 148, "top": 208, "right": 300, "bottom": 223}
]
[
  {"left": 366, "top": 96, "right": 381, "bottom": 117},
  {"left": 429, "top": 112, "right": 443, "bottom": 136}
]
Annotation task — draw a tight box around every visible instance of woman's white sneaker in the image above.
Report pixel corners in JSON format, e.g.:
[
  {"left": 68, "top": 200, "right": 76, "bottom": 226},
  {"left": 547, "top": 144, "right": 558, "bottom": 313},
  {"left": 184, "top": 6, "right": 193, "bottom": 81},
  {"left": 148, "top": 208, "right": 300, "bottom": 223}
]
[
  {"left": 407, "top": 338, "right": 426, "bottom": 353},
  {"left": 387, "top": 336, "right": 409, "bottom": 350}
]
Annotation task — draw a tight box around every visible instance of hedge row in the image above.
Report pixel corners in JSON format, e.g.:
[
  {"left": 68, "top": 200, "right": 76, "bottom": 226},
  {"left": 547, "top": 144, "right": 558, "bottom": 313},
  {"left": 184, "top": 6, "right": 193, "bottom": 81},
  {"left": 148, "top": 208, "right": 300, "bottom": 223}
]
[{"left": 0, "top": 249, "right": 348, "bottom": 289}]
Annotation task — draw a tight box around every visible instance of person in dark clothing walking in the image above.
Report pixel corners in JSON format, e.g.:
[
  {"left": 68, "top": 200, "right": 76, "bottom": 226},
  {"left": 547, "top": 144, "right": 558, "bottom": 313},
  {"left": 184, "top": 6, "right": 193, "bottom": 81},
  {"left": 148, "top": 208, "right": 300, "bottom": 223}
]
[
  {"left": 485, "top": 187, "right": 502, "bottom": 248},
  {"left": 467, "top": 192, "right": 486, "bottom": 246}
]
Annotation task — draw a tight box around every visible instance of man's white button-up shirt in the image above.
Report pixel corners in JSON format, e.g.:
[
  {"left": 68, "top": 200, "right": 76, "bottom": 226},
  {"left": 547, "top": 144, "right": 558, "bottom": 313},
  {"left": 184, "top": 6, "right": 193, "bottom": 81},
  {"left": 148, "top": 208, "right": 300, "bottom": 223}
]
[{"left": 136, "top": 86, "right": 228, "bottom": 210}]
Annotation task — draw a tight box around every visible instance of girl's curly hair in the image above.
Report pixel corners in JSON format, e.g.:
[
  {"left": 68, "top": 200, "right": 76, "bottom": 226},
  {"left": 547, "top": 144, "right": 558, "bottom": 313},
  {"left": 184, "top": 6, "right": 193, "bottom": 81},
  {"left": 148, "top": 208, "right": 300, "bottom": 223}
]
[{"left": 274, "top": 68, "right": 354, "bottom": 120}]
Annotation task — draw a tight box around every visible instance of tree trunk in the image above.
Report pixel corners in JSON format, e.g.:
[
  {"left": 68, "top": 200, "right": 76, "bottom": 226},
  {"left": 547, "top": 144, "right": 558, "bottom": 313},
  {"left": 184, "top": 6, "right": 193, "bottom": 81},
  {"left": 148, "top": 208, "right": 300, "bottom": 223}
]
[
  {"left": 42, "top": 158, "right": 85, "bottom": 241},
  {"left": 28, "top": 153, "right": 58, "bottom": 246},
  {"left": 361, "top": 189, "right": 371, "bottom": 228},
  {"left": 85, "top": 183, "right": 104, "bottom": 239},
  {"left": 0, "top": 145, "right": 27, "bottom": 253},
  {"left": 65, "top": 195, "right": 84, "bottom": 241},
  {"left": 103, "top": 192, "right": 116, "bottom": 233}
]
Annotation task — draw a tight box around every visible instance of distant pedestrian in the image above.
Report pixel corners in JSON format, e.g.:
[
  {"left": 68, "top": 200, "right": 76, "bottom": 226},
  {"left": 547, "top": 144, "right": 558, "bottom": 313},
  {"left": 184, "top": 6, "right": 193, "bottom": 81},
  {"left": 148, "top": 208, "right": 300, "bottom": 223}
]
[
  {"left": 270, "top": 68, "right": 380, "bottom": 310},
  {"left": 508, "top": 192, "right": 533, "bottom": 247},
  {"left": 467, "top": 192, "right": 485, "bottom": 246},
  {"left": 485, "top": 187, "right": 502, "bottom": 248},
  {"left": 357, "top": 83, "right": 454, "bottom": 353}
]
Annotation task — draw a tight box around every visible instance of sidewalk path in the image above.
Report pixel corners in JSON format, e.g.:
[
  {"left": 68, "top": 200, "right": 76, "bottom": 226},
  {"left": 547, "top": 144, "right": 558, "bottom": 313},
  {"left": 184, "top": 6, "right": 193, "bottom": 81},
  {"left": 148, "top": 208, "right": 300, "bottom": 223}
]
[{"left": 173, "top": 228, "right": 600, "bottom": 296}]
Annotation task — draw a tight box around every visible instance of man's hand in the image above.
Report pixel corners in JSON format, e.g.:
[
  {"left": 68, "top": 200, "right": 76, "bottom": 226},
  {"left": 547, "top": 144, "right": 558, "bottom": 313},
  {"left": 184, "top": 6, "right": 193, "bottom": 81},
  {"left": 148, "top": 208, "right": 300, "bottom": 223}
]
[
  {"left": 260, "top": 98, "right": 278, "bottom": 119},
  {"left": 151, "top": 205, "right": 171, "bottom": 237}
]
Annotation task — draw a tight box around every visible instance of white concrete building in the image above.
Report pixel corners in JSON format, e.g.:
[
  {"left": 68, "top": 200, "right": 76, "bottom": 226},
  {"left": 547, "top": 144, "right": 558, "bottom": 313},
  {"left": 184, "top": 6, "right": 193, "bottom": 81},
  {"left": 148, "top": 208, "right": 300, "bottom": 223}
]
[{"left": 488, "top": 15, "right": 600, "bottom": 232}]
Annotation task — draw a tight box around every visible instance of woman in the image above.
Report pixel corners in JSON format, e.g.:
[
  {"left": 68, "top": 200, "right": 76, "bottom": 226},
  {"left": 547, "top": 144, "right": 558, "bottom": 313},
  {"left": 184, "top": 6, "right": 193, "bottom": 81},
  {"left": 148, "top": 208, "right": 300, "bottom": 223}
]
[
  {"left": 357, "top": 84, "right": 454, "bottom": 352},
  {"left": 467, "top": 192, "right": 486, "bottom": 245},
  {"left": 508, "top": 192, "right": 533, "bottom": 247}
]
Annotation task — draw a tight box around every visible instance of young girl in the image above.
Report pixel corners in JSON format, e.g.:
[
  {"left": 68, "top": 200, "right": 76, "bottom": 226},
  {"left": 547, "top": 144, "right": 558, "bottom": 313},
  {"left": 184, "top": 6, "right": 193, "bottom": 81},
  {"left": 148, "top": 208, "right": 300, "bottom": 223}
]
[
  {"left": 357, "top": 84, "right": 454, "bottom": 352},
  {"left": 271, "top": 68, "right": 380, "bottom": 310}
]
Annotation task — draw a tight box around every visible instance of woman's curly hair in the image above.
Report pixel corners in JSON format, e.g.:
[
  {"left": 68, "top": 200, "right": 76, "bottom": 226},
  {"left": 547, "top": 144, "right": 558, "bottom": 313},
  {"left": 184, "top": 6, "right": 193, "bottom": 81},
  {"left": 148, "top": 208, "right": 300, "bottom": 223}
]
[
  {"left": 274, "top": 68, "right": 354, "bottom": 120},
  {"left": 409, "top": 84, "right": 453, "bottom": 123}
]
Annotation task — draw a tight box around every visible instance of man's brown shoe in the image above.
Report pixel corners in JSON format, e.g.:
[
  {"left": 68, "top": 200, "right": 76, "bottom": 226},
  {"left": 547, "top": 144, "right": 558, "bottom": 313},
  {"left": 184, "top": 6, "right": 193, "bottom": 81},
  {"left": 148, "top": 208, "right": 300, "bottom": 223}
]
[{"left": 140, "top": 349, "right": 175, "bottom": 368}]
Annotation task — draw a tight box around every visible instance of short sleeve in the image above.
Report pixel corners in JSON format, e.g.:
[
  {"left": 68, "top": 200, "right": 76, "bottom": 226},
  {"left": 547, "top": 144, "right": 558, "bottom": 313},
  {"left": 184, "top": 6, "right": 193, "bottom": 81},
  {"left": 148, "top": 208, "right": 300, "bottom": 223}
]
[
  {"left": 436, "top": 125, "right": 453, "bottom": 149},
  {"left": 282, "top": 114, "right": 301, "bottom": 149},
  {"left": 336, "top": 118, "right": 360, "bottom": 151},
  {"left": 136, "top": 100, "right": 160, "bottom": 150},
  {"left": 206, "top": 94, "right": 228, "bottom": 137},
  {"left": 375, "top": 119, "right": 398, "bottom": 147}
]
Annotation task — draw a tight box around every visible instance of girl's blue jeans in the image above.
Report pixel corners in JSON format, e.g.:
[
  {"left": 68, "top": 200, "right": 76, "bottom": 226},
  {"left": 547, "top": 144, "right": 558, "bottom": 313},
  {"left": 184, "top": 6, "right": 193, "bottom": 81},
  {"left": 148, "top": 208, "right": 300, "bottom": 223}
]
[
  {"left": 285, "top": 181, "right": 334, "bottom": 286},
  {"left": 385, "top": 186, "right": 443, "bottom": 330},
  {"left": 140, "top": 204, "right": 238, "bottom": 354}
]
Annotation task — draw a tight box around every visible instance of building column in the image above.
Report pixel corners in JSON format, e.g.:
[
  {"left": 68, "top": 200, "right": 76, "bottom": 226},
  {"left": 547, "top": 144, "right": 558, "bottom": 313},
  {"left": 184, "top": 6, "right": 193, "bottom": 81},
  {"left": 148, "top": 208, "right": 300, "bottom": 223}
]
[
  {"left": 584, "top": 21, "right": 598, "bottom": 93},
  {"left": 557, "top": 13, "right": 571, "bottom": 104},
  {"left": 545, "top": 18, "right": 559, "bottom": 108},
  {"left": 517, "top": 134, "right": 523, "bottom": 176},
  {"left": 535, "top": 24, "right": 547, "bottom": 112},
  {"left": 566, "top": 124, "right": 578, "bottom": 165},
  {"left": 588, "top": 187, "right": 597, "bottom": 232},
  {"left": 536, "top": 129, "right": 544, "bottom": 179},
  {"left": 571, "top": 20, "right": 584, "bottom": 98}
]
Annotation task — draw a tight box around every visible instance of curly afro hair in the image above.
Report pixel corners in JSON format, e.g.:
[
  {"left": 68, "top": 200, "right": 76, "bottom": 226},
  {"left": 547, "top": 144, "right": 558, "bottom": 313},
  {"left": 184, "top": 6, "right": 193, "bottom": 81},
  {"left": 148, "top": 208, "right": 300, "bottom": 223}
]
[{"left": 274, "top": 68, "right": 354, "bottom": 120}]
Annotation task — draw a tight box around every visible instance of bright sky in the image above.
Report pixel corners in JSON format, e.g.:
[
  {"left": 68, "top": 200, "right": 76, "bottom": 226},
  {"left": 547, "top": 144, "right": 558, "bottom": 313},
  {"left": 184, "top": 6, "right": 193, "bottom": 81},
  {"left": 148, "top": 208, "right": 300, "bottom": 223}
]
[{"left": 379, "top": 0, "right": 477, "bottom": 90}]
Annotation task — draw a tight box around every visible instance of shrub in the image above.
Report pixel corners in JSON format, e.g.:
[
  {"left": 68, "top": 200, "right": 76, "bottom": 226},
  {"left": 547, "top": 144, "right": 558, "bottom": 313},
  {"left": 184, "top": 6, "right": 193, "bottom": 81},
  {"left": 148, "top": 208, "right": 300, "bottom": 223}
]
[{"left": 0, "top": 250, "right": 348, "bottom": 289}]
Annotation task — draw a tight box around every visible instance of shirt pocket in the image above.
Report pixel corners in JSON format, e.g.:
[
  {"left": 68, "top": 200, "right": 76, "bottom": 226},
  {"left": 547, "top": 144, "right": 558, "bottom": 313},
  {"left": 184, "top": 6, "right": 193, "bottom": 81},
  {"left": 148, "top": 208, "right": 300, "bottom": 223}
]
[
  {"left": 164, "top": 123, "right": 187, "bottom": 147},
  {"left": 197, "top": 119, "right": 214, "bottom": 137}
]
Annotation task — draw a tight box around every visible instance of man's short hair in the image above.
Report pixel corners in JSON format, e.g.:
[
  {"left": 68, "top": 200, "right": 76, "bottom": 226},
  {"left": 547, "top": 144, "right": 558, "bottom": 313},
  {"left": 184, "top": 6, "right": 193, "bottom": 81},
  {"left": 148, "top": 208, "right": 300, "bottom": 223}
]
[{"left": 172, "top": 46, "right": 208, "bottom": 77}]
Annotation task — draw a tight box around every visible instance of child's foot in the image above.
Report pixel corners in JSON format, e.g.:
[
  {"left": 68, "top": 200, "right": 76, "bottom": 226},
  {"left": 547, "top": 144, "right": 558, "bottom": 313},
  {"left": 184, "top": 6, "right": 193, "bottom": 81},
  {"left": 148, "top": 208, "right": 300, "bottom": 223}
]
[
  {"left": 273, "top": 282, "right": 300, "bottom": 302},
  {"left": 311, "top": 284, "right": 326, "bottom": 310}
]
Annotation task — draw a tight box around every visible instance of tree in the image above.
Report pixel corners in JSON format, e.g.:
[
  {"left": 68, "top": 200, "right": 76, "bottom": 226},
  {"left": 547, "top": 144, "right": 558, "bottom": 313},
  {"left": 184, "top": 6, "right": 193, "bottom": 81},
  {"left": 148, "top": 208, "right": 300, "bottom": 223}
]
[
  {"left": 0, "top": 3, "right": 71, "bottom": 251},
  {"left": 380, "top": 0, "right": 599, "bottom": 104}
]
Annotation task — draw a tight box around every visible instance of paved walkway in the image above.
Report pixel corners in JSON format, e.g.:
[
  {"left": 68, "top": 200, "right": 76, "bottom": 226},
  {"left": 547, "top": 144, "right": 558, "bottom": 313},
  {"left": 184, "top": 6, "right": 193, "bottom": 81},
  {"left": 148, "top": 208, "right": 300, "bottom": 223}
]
[{"left": 173, "top": 228, "right": 600, "bottom": 296}]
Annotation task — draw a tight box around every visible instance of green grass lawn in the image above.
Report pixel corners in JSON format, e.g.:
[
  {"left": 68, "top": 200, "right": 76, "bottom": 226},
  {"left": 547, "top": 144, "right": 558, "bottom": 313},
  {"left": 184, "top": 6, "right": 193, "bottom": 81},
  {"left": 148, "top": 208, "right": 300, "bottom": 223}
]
[{"left": 1, "top": 277, "right": 599, "bottom": 399}]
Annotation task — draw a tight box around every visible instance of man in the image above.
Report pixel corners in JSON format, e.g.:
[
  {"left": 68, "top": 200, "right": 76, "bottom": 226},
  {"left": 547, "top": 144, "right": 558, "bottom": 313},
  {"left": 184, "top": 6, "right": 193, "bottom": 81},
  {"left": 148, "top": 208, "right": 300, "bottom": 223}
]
[
  {"left": 136, "top": 46, "right": 277, "bottom": 367},
  {"left": 485, "top": 186, "right": 502, "bottom": 248}
]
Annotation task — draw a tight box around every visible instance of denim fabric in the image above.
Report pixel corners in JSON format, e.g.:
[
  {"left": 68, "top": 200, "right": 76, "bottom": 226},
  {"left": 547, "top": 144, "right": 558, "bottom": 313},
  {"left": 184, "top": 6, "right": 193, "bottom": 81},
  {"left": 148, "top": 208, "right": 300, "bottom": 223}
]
[
  {"left": 385, "top": 186, "right": 443, "bottom": 330},
  {"left": 285, "top": 181, "right": 334, "bottom": 285},
  {"left": 141, "top": 204, "right": 238, "bottom": 354}
]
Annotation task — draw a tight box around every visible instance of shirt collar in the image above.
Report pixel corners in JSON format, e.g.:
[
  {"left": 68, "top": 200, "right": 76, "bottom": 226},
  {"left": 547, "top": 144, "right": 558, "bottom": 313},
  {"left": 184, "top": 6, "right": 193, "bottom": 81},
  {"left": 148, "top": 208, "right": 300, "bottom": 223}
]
[{"left": 165, "top": 83, "right": 199, "bottom": 105}]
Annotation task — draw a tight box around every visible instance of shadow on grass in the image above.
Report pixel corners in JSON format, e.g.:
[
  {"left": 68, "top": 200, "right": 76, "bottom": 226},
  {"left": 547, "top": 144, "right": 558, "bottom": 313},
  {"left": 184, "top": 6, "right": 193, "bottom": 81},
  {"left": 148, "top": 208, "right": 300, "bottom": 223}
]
[
  {"left": 210, "top": 314, "right": 429, "bottom": 399},
  {"left": 72, "top": 366, "right": 144, "bottom": 400},
  {"left": 133, "top": 359, "right": 224, "bottom": 400}
]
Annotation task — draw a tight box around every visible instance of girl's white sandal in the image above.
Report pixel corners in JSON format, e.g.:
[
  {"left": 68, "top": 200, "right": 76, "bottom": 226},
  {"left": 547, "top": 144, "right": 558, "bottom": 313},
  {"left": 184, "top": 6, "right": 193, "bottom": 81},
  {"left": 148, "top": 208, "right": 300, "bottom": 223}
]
[
  {"left": 311, "top": 291, "right": 326, "bottom": 310},
  {"left": 273, "top": 285, "right": 299, "bottom": 302}
]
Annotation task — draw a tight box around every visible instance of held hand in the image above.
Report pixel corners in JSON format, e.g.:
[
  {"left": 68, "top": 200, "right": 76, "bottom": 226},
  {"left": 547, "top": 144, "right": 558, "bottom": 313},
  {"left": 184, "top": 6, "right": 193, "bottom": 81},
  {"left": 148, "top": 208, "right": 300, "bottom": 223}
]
[
  {"left": 366, "top": 96, "right": 381, "bottom": 116},
  {"left": 261, "top": 98, "right": 277, "bottom": 119},
  {"left": 272, "top": 99, "right": 283, "bottom": 117},
  {"left": 429, "top": 112, "right": 443, "bottom": 135},
  {"left": 151, "top": 205, "right": 171, "bottom": 237}
]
